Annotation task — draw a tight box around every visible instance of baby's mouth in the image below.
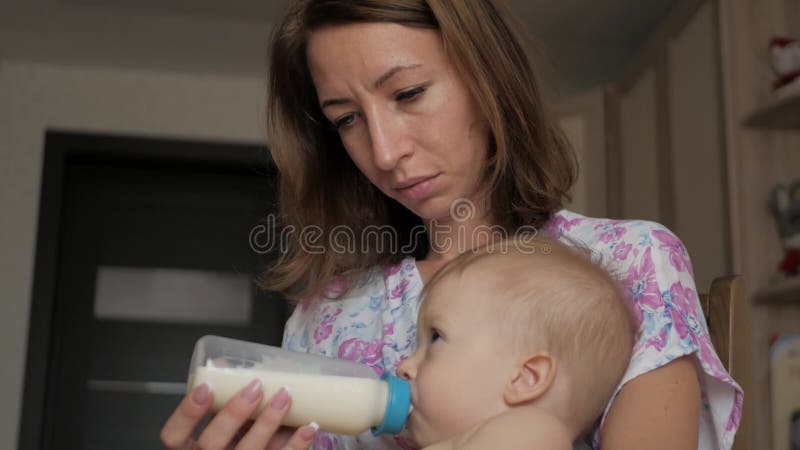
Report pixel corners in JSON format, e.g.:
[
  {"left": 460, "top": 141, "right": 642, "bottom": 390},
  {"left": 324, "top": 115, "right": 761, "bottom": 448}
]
[
  {"left": 403, "top": 403, "right": 416, "bottom": 430},
  {"left": 398, "top": 419, "right": 421, "bottom": 449}
]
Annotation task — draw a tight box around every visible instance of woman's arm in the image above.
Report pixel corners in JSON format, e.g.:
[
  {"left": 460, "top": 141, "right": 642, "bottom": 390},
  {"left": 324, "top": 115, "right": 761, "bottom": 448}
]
[{"left": 600, "top": 355, "right": 700, "bottom": 450}]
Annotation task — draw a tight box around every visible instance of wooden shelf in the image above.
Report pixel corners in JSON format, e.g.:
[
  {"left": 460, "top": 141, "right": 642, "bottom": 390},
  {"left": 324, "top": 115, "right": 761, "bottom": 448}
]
[
  {"left": 754, "top": 276, "right": 800, "bottom": 304},
  {"left": 743, "top": 82, "right": 800, "bottom": 129}
]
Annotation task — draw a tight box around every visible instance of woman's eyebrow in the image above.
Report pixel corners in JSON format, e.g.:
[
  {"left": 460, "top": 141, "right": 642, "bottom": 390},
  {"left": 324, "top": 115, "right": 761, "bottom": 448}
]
[
  {"left": 320, "top": 64, "right": 423, "bottom": 109},
  {"left": 373, "top": 64, "right": 422, "bottom": 89}
]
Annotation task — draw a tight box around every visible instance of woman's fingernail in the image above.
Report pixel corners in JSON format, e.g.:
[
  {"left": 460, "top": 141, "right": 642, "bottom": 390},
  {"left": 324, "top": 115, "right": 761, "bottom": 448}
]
[
  {"left": 300, "top": 422, "right": 319, "bottom": 441},
  {"left": 241, "top": 379, "right": 263, "bottom": 404},
  {"left": 270, "top": 386, "right": 291, "bottom": 410},
  {"left": 192, "top": 383, "right": 210, "bottom": 405}
]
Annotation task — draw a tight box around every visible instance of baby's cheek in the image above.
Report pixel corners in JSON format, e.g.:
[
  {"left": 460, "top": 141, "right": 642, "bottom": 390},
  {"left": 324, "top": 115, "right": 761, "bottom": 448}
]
[{"left": 420, "top": 385, "right": 471, "bottom": 439}]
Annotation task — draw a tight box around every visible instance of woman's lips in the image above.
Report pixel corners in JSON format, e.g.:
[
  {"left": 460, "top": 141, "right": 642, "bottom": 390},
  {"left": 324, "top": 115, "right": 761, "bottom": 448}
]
[{"left": 394, "top": 174, "right": 439, "bottom": 201}]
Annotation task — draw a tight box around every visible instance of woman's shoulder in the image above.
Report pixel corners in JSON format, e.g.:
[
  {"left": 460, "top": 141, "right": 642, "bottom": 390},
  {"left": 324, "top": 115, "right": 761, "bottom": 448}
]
[
  {"left": 545, "top": 209, "right": 691, "bottom": 276},
  {"left": 545, "top": 209, "right": 677, "bottom": 243},
  {"left": 550, "top": 212, "right": 742, "bottom": 449}
]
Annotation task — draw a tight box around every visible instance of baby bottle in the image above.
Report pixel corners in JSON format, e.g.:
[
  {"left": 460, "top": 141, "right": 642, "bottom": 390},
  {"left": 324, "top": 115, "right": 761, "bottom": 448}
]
[{"left": 187, "top": 335, "right": 411, "bottom": 435}]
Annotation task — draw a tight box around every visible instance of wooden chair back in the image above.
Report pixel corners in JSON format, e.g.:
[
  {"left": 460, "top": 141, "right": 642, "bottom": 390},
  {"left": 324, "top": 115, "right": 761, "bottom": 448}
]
[{"left": 700, "top": 275, "right": 752, "bottom": 450}]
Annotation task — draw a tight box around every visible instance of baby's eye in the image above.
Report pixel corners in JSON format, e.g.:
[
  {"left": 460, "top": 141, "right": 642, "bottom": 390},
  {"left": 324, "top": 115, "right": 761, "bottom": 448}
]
[{"left": 431, "top": 328, "right": 442, "bottom": 343}]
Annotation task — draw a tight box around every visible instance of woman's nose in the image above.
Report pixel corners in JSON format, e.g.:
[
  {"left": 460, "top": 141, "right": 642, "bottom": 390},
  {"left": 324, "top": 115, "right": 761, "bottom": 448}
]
[{"left": 366, "top": 107, "right": 412, "bottom": 171}]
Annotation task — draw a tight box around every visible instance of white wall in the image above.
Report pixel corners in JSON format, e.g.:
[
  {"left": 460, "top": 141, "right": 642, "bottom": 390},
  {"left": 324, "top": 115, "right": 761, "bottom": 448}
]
[
  {"left": 0, "top": 60, "right": 267, "bottom": 449},
  {"left": 666, "top": 1, "right": 727, "bottom": 291},
  {"left": 555, "top": 87, "right": 608, "bottom": 218},
  {"left": 619, "top": 67, "right": 661, "bottom": 223},
  {"left": 615, "top": 0, "right": 728, "bottom": 291}
]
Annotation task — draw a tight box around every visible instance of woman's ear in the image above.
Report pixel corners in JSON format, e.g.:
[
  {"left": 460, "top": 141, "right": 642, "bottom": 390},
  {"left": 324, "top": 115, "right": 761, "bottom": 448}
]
[{"left": 503, "top": 353, "right": 557, "bottom": 406}]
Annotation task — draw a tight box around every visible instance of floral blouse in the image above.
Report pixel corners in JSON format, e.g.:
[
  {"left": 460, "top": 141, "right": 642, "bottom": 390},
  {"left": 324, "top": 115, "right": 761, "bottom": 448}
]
[{"left": 282, "top": 209, "right": 743, "bottom": 450}]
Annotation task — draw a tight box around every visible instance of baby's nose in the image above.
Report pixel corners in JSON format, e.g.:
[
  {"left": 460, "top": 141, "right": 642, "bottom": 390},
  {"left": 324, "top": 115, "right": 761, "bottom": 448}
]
[{"left": 396, "top": 357, "right": 416, "bottom": 380}]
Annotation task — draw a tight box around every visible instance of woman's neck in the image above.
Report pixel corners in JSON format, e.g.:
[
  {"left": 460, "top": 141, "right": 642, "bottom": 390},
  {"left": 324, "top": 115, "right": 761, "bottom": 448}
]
[{"left": 423, "top": 214, "right": 498, "bottom": 263}]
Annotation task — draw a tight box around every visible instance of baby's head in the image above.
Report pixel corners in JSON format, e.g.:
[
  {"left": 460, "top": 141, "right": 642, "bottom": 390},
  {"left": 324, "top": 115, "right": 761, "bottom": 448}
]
[{"left": 397, "top": 237, "right": 634, "bottom": 447}]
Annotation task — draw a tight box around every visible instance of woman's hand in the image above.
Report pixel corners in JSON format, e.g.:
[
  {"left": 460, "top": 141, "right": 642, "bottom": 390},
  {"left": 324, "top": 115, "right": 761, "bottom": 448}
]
[{"left": 160, "top": 379, "right": 317, "bottom": 450}]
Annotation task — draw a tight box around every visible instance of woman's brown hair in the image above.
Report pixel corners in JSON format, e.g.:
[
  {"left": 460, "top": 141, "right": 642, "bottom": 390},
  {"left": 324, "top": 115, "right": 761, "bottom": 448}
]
[{"left": 262, "top": 0, "right": 577, "bottom": 301}]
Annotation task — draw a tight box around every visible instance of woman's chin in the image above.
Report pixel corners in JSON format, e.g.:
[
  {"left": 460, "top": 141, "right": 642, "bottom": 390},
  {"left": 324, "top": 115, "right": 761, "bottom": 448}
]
[{"left": 400, "top": 198, "right": 459, "bottom": 224}]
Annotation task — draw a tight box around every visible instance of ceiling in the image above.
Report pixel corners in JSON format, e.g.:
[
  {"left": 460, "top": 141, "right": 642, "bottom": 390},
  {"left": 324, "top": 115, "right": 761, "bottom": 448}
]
[{"left": 0, "top": 0, "right": 678, "bottom": 95}]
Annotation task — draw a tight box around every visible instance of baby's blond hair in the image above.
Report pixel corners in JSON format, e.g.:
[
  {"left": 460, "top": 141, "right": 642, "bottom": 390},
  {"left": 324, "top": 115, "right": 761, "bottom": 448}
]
[{"left": 421, "top": 237, "right": 634, "bottom": 433}]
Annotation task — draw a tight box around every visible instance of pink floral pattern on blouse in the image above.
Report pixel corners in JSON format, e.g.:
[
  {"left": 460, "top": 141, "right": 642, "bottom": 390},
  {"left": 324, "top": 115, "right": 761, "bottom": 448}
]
[{"left": 282, "top": 210, "right": 743, "bottom": 450}]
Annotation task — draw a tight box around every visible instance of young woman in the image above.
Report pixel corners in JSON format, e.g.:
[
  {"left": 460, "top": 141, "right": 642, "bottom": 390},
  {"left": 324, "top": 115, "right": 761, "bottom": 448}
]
[{"left": 161, "top": 1, "right": 742, "bottom": 449}]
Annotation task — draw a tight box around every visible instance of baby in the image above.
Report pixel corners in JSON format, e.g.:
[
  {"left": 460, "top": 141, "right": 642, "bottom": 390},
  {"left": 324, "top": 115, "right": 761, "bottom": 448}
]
[{"left": 397, "top": 237, "right": 635, "bottom": 450}]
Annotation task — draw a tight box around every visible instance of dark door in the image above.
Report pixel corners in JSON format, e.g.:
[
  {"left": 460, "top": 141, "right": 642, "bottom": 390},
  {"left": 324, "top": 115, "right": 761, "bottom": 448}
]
[{"left": 22, "top": 133, "right": 289, "bottom": 449}]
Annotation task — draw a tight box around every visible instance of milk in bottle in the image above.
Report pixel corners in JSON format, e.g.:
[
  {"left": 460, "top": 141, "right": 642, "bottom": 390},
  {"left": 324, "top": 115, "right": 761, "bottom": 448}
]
[{"left": 187, "top": 335, "right": 411, "bottom": 435}]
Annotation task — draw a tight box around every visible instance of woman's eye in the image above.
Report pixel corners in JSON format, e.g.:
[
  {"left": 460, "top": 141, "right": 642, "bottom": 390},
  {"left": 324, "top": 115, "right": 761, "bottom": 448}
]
[
  {"left": 397, "top": 86, "right": 425, "bottom": 102},
  {"left": 334, "top": 114, "right": 355, "bottom": 130}
]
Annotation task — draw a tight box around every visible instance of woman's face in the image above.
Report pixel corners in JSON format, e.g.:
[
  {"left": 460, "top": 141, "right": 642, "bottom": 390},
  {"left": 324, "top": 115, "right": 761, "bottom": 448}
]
[{"left": 306, "top": 22, "right": 490, "bottom": 222}]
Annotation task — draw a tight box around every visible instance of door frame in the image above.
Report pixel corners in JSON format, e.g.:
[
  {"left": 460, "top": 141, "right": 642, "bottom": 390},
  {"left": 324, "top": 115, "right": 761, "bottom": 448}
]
[{"left": 19, "top": 130, "right": 271, "bottom": 449}]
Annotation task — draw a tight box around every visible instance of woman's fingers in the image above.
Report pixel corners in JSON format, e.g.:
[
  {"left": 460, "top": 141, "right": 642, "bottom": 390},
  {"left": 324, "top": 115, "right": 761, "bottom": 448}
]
[
  {"left": 197, "top": 379, "right": 265, "bottom": 449},
  {"left": 160, "top": 383, "right": 213, "bottom": 449},
  {"left": 279, "top": 424, "right": 318, "bottom": 450},
  {"left": 162, "top": 379, "right": 315, "bottom": 450},
  {"left": 263, "top": 427, "right": 296, "bottom": 450},
  {"left": 234, "top": 387, "right": 292, "bottom": 449}
]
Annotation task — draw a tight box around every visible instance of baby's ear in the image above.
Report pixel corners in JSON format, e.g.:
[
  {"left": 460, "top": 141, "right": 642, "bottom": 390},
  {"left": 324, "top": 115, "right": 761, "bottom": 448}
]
[{"left": 503, "top": 353, "right": 557, "bottom": 405}]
